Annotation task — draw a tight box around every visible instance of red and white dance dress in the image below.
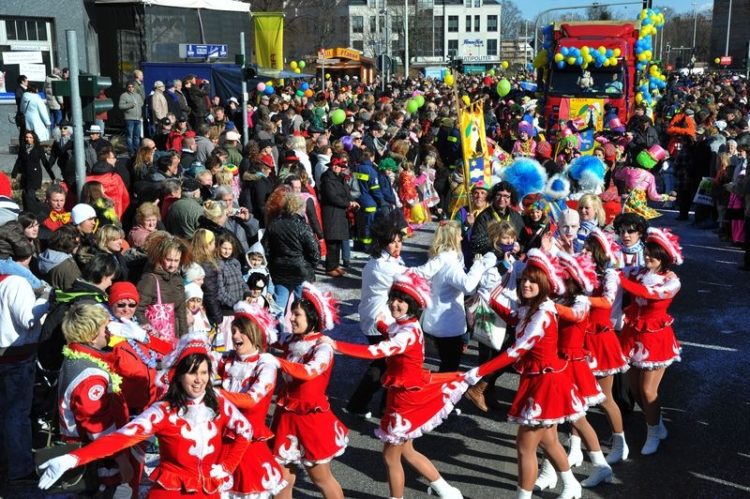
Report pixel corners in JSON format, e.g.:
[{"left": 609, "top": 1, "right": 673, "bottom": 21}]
[
  {"left": 555, "top": 296, "right": 605, "bottom": 406},
  {"left": 65, "top": 394, "right": 252, "bottom": 498},
  {"left": 619, "top": 268, "right": 682, "bottom": 369},
  {"left": 218, "top": 351, "right": 287, "bottom": 498},
  {"left": 334, "top": 316, "right": 468, "bottom": 444},
  {"left": 271, "top": 332, "right": 348, "bottom": 467},
  {"left": 584, "top": 268, "right": 630, "bottom": 377},
  {"left": 58, "top": 342, "right": 138, "bottom": 492},
  {"left": 467, "top": 289, "right": 587, "bottom": 426}
]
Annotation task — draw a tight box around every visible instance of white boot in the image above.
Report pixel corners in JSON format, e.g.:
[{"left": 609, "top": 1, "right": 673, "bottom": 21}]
[
  {"left": 567, "top": 435, "right": 583, "bottom": 467},
  {"left": 534, "top": 458, "right": 558, "bottom": 491},
  {"left": 556, "top": 470, "right": 582, "bottom": 499},
  {"left": 428, "top": 477, "right": 463, "bottom": 498},
  {"left": 517, "top": 487, "right": 533, "bottom": 499},
  {"left": 641, "top": 417, "right": 668, "bottom": 455},
  {"left": 606, "top": 432, "right": 629, "bottom": 464},
  {"left": 581, "top": 451, "right": 613, "bottom": 487}
]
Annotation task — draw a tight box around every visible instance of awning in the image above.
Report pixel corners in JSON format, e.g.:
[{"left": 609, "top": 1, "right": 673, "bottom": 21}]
[{"left": 94, "top": 0, "right": 250, "bottom": 13}]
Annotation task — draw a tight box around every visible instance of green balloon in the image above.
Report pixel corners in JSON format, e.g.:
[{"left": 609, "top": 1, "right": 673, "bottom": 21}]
[
  {"left": 406, "top": 99, "right": 419, "bottom": 114},
  {"left": 496, "top": 78, "right": 511, "bottom": 97},
  {"left": 299, "top": 60, "right": 306, "bottom": 69},
  {"left": 488, "top": 69, "right": 496, "bottom": 76},
  {"left": 296, "top": 89, "right": 304, "bottom": 97},
  {"left": 415, "top": 95, "right": 425, "bottom": 108},
  {"left": 330, "top": 108, "right": 346, "bottom": 125}
]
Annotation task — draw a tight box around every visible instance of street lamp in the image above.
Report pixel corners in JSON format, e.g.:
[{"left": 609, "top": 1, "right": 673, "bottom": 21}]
[{"left": 725, "top": 0, "right": 732, "bottom": 57}]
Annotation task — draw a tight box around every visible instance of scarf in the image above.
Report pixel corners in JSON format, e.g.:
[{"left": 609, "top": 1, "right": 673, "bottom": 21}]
[
  {"left": 620, "top": 240, "right": 645, "bottom": 268},
  {"left": 575, "top": 220, "right": 599, "bottom": 253},
  {"left": 48, "top": 210, "right": 71, "bottom": 224}
]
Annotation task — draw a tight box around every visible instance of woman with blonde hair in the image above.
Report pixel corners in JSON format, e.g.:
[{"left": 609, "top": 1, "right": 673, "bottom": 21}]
[
  {"left": 287, "top": 134, "right": 314, "bottom": 187},
  {"left": 575, "top": 193, "right": 607, "bottom": 253},
  {"left": 127, "top": 202, "right": 160, "bottom": 249},
  {"left": 190, "top": 228, "right": 223, "bottom": 331},
  {"left": 132, "top": 144, "right": 155, "bottom": 181},
  {"left": 416, "top": 220, "right": 497, "bottom": 372}
]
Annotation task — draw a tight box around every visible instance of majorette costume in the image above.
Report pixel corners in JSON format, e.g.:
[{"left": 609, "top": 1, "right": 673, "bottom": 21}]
[
  {"left": 619, "top": 228, "right": 683, "bottom": 370},
  {"left": 466, "top": 249, "right": 587, "bottom": 426},
  {"left": 58, "top": 342, "right": 136, "bottom": 490},
  {"left": 271, "top": 282, "right": 349, "bottom": 467},
  {"left": 554, "top": 252, "right": 605, "bottom": 406},
  {"left": 217, "top": 305, "right": 286, "bottom": 498},
  {"left": 583, "top": 229, "right": 630, "bottom": 377},
  {"left": 63, "top": 336, "right": 253, "bottom": 498},
  {"left": 334, "top": 270, "right": 469, "bottom": 444}
]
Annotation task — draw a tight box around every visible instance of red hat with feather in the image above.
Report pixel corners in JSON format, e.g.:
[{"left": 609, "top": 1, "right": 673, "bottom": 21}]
[
  {"left": 587, "top": 228, "right": 623, "bottom": 268},
  {"left": 391, "top": 269, "right": 432, "bottom": 309},
  {"left": 525, "top": 249, "right": 565, "bottom": 295},
  {"left": 646, "top": 227, "right": 683, "bottom": 266},
  {"left": 556, "top": 252, "right": 597, "bottom": 295},
  {"left": 233, "top": 302, "right": 279, "bottom": 348},
  {"left": 301, "top": 282, "right": 340, "bottom": 331},
  {"left": 159, "top": 333, "right": 211, "bottom": 386}
]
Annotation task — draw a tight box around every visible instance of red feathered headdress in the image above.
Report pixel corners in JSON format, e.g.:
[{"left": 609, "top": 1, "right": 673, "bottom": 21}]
[
  {"left": 525, "top": 248, "right": 565, "bottom": 295},
  {"left": 301, "top": 282, "right": 340, "bottom": 331},
  {"left": 391, "top": 269, "right": 432, "bottom": 309},
  {"left": 587, "top": 228, "right": 623, "bottom": 268},
  {"left": 159, "top": 333, "right": 211, "bottom": 384},
  {"left": 557, "top": 252, "right": 598, "bottom": 295},
  {"left": 233, "top": 302, "right": 279, "bottom": 349},
  {"left": 646, "top": 227, "right": 683, "bottom": 266}
]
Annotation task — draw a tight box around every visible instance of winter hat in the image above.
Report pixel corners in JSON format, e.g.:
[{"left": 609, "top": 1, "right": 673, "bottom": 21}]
[
  {"left": 300, "top": 281, "right": 339, "bottom": 331},
  {"left": 391, "top": 269, "right": 432, "bottom": 309},
  {"left": 525, "top": 248, "right": 565, "bottom": 295},
  {"left": 646, "top": 227, "right": 683, "bottom": 266},
  {"left": 536, "top": 141, "right": 553, "bottom": 160},
  {"left": 71, "top": 203, "right": 97, "bottom": 225},
  {"left": 247, "top": 271, "right": 269, "bottom": 290},
  {"left": 109, "top": 282, "right": 140, "bottom": 308},
  {"left": 183, "top": 263, "right": 206, "bottom": 284},
  {"left": 185, "top": 282, "right": 204, "bottom": 301}
]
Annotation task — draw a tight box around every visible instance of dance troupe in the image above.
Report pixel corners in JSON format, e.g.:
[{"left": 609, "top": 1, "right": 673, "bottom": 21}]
[{"left": 36, "top": 160, "right": 684, "bottom": 499}]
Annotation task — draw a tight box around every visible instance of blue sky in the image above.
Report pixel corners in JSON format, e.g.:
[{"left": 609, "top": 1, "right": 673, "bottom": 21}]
[{"left": 521, "top": 0, "right": 713, "bottom": 19}]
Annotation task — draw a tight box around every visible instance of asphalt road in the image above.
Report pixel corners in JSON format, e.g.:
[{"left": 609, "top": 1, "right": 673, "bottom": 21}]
[{"left": 3, "top": 206, "right": 749, "bottom": 499}]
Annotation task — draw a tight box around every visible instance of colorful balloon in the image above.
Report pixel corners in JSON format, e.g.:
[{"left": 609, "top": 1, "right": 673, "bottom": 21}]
[
  {"left": 496, "top": 78, "right": 511, "bottom": 97},
  {"left": 304, "top": 89, "right": 314, "bottom": 97},
  {"left": 501, "top": 61, "right": 509, "bottom": 69},
  {"left": 445, "top": 73, "right": 455, "bottom": 86},
  {"left": 330, "top": 108, "right": 346, "bottom": 125},
  {"left": 406, "top": 99, "right": 419, "bottom": 113},
  {"left": 554, "top": 53, "right": 564, "bottom": 63},
  {"left": 298, "top": 61, "right": 306, "bottom": 69},
  {"left": 256, "top": 82, "right": 266, "bottom": 92},
  {"left": 290, "top": 61, "right": 298, "bottom": 69},
  {"left": 415, "top": 95, "right": 425, "bottom": 108}
]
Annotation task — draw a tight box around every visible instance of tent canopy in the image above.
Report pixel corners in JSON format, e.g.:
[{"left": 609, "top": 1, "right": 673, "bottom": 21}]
[{"left": 94, "top": 0, "right": 250, "bottom": 12}]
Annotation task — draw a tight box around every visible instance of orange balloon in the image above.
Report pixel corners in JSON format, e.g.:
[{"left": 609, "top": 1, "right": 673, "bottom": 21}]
[{"left": 304, "top": 89, "right": 313, "bottom": 97}]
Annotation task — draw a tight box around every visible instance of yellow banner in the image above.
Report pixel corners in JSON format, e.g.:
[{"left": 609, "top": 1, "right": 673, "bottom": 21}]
[
  {"left": 458, "top": 101, "right": 491, "bottom": 186},
  {"left": 254, "top": 13, "right": 284, "bottom": 70},
  {"left": 323, "top": 48, "right": 361, "bottom": 61},
  {"left": 559, "top": 97, "right": 604, "bottom": 154}
]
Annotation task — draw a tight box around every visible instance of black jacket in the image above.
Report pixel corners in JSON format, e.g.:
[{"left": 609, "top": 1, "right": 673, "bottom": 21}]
[
  {"left": 240, "top": 172, "right": 274, "bottom": 228},
  {"left": 14, "top": 144, "right": 54, "bottom": 189},
  {"left": 264, "top": 213, "right": 320, "bottom": 287},
  {"left": 471, "top": 206, "right": 524, "bottom": 255},
  {"left": 320, "top": 168, "right": 352, "bottom": 241}
]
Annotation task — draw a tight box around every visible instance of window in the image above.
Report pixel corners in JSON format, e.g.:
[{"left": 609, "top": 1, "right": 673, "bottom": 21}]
[
  {"left": 448, "top": 16, "right": 458, "bottom": 32},
  {"left": 369, "top": 16, "right": 376, "bottom": 34},
  {"left": 351, "top": 16, "right": 364, "bottom": 34},
  {"left": 448, "top": 39, "right": 458, "bottom": 56},
  {"left": 487, "top": 39, "right": 497, "bottom": 56},
  {"left": 353, "top": 40, "right": 364, "bottom": 51},
  {"left": 466, "top": 15, "right": 472, "bottom": 32},
  {"left": 392, "top": 15, "right": 402, "bottom": 32},
  {"left": 475, "top": 15, "right": 480, "bottom": 32},
  {"left": 5, "top": 18, "right": 48, "bottom": 41},
  {"left": 464, "top": 0, "right": 472, "bottom": 7},
  {"left": 474, "top": 0, "right": 481, "bottom": 6},
  {"left": 487, "top": 15, "right": 498, "bottom": 32}
]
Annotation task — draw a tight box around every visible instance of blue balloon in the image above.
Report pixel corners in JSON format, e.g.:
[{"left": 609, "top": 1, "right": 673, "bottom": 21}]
[
  {"left": 595, "top": 60, "right": 603, "bottom": 68},
  {"left": 264, "top": 85, "right": 275, "bottom": 95},
  {"left": 577, "top": 56, "right": 584, "bottom": 65},
  {"left": 557, "top": 61, "right": 565, "bottom": 69},
  {"left": 561, "top": 47, "right": 569, "bottom": 56},
  {"left": 605, "top": 49, "right": 613, "bottom": 58},
  {"left": 642, "top": 18, "right": 651, "bottom": 25},
  {"left": 301, "top": 82, "right": 309, "bottom": 90}
]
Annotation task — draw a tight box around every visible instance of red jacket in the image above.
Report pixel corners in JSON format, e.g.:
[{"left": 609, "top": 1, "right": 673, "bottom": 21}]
[{"left": 86, "top": 170, "right": 130, "bottom": 219}]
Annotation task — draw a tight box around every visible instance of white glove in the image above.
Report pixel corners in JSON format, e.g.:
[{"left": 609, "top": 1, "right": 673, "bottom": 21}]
[
  {"left": 38, "top": 454, "right": 79, "bottom": 490},
  {"left": 464, "top": 367, "right": 482, "bottom": 386},
  {"left": 480, "top": 252, "right": 498, "bottom": 269}
]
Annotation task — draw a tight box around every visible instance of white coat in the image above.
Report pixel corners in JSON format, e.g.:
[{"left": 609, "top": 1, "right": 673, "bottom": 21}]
[
  {"left": 358, "top": 251, "right": 406, "bottom": 336},
  {"left": 21, "top": 92, "right": 51, "bottom": 141},
  {"left": 0, "top": 275, "right": 49, "bottom": 353}
]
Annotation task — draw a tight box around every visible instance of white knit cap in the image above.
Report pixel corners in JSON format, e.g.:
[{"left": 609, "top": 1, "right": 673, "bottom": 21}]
[
  {"left": 71, "top": 203, "right": 96, "bottom": 225},
  {"left": 185, "top": 282, "right": 203, "bottom": 301},
  {"left": 183, "top": 263, "right": 206, "bottom": 284}
]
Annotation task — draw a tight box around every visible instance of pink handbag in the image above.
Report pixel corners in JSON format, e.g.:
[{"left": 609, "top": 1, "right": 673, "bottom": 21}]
[{"left": 144, "top": 274, "right": 177, "bottom": 347}]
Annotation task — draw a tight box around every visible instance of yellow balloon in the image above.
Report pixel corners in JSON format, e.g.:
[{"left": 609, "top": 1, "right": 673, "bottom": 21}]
[
  {"left": 567, "top": 56, "right": 577, "bottom": 65},
  {"left": 501, "top": 61, "right": 509, "bottom": 69},
  {"left": 598, "top": 46, "right": 607, "bottom": 55},
  {"left": 635, "top": 93, "right": 643, "bottom": 104},
  {"left": 445, "top": 73, "right": 455, "bottom": 86},
  {"left": 462, "top": 95, "right": 471, "bottom": 105},
  {"left": 290, "top": 61, "right": 298, "bottom": 69},
  {"left": 714, "top": 57, "right": 721, "bottom": 64},
  {"left": 603, "top": 59, "right": 610, "bottom": 67},
  {"left": 325, "top": 73, "right": 331, "bottom": 78},
  {"left": 609, "top": 57, "right": 617, "bottom": 66},
  {"left": 640, "top": 9, "right": 648, "bottom": 20},
  {"left": 554, "top": 53, "right": 564, "bottom": 62},
  {"left": 581, "top": 46, "right": 590, "bottom": 56},
  {"left": 613, "top": 48, "right": 621, "bottom": 57},
  {"left": 266, "top": 80, "right": 273, "bottom": 86},
  {"left": 585, "top": 55, "right": 593, "bottom": 63}
]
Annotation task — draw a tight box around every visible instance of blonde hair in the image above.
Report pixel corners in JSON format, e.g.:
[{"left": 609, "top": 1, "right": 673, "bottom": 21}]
[
  {"left": 577, "top": 194, "right": 606, "bottom": 226},
  {"left": 135, "top": 202, "right": 160, "bottom": 225},
  {"left": 203, "top": 200, "right": 225, "bottom": 220},
  {"left": 62, "top": 303, "right": 110, "bottom": 344},
  {"left": 428, "top": 220, "right": 462, "bottom": 258},
  {"left": 95, "top": 224, "right": 125, "bottom": 252},
  {"left": 215, "top": 170, "right": 233, "bottom": 186},
  {"left": 284, "top": 192, "right": 305, "bottom": 216},
  {"left": 488, "top": 221, "right": 517, "bottom": 246},
  {"left": 191, "top": 229, "right": 218, "bottom": 267},
  {"left": 287, "top": 135, "right": 306, "bottom": 151}
]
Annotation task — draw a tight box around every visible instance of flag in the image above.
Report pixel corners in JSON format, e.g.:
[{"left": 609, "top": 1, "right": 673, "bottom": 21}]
[
  {"left": 254, "top": 13, "right": 284, "bottom": 71},
  {"left": 458, "top": 101, "right": 490, "bottom": 187}
]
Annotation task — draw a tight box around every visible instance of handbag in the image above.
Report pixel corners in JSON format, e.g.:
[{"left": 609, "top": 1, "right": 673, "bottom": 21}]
[
  {"left": 33, "top": 442, "right": 98, "bottom": 495},
  {"left": 144, "top": 274, "right": 177, "bottom": 347}
]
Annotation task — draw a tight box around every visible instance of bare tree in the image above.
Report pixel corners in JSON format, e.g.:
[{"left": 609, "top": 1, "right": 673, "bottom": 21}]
[
  {"left": 586, "top": 5, "right": 614, "bottom": 21},
  {"left": 500, "top": 0, "right": 525, "bottom": 39}
]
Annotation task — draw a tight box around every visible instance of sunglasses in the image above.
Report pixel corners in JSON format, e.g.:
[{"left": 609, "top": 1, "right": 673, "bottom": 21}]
[
  {"left": 115, "top": 302, "right": 137, "bottom": 309},
  {"left": 619, "top": 228, "right": 639, "bottom": 234}
]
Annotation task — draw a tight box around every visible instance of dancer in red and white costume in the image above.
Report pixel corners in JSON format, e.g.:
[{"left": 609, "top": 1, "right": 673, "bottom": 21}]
[
  {"left": 217, "top": 308, "right": 287, "bottom": 498},
  {"left": 464, "top": 249, "right": 585, "bottom": 499},
  {"left": 39, "top": 335, "right": 253, "bottom": 498},
  {"left": 536, "top": 252, "right": 613, "bottom": 492},
  {"left": 619, "top": 227, "right": 682, "bottom": 455},
  {"left": 323, "top": 270, "right": 466, "bottom": 499},
  {"left": 582, "top": 228, "right": 630, "bottom": 464},
  {"left": 271, "top": 282, "right": 348, "bottom": 499}
]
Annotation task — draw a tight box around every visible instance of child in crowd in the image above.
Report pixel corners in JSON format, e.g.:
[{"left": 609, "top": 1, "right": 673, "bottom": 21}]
[
  {"left": 519, "top": 194, "right": 554, "bottom": 253},
  {"left": 577, "top": 193, "right": 607, "bottom": 252},
  {"left": 246, "top": 241, "right": 275, "bottom": 296},
  {"left": 185, "top": 282, "right": 211, "bottom": 336}
]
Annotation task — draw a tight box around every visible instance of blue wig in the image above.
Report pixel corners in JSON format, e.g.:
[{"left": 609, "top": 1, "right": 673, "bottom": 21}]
[
  {"left": 502, "top": 158, "right": 548, "bottom": 200},
  {"left": 568, "top": 155, "right": 605, "bottom": 193}
]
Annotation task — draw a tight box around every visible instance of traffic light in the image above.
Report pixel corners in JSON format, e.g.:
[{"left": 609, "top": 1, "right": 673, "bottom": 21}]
[
  {"left": 454, "top": 58, "right": 464, "bottom": 74},
  {"left": 242, "top": 65, "right": 257, "bottom": 81},
  {"left": 79, "top": 75, "right": 113, "bottom": 122}
]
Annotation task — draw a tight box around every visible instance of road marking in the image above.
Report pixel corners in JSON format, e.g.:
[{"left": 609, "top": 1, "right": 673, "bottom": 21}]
[
  {"left": 680, "top": 341, "right": 737, "bottom": 352},
  {"left": 683, "top": 243, "right": 743, "bottom": 253},
  {"left": 689, "top": 472, "right": 750, "bottom": 493},
  {"left": 715, "top": 260, "right": 738, "bottom": 265},
  {"left": 697, "top": 280, "right": 734, "bottom": 288},
  {"left": 738, "top": 452, "right": 750, "bottom": 459}
]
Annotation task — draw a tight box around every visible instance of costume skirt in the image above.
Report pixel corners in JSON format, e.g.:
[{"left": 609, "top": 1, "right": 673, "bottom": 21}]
[
  {"left": 623, "top": 189, "right": 661, "bottom": 220},
  {"left": 620, "top": 325, "right": 681, "bottom": 370},
  {"left": 376, "top": 372, "right": 468, "bottom": 444},
  {"left": 566, "top": 357, "right": 605, "bottom": 407},
  {"left": 585, "top": 328, "right": 630, "bottom": 377},
  {"left": 507, "top": 366, "right": 587, "bottom": 427},
  {"left": 227, "top": 440, "right": 287, "bottom": 498},
  {"left": 271, "top": 408, "right": 348, "bottom": 467}
]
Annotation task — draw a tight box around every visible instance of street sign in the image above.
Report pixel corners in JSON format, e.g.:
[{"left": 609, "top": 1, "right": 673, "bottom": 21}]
[
  {"left": 720, "top": 56, "right": 732, "bottom": 66},
  {"left": 316, "top": 58, "right": 341, "bottom": 64},
  {"left": 377, "top": 54, "right": 392, "bottom": 73},
  {"left": 179, "top": 43, "right": 228, "bottom": 59}
]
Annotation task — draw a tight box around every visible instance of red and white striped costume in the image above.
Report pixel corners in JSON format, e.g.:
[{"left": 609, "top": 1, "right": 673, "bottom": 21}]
[
  {"left": 468, "top": 288, "right": 587, "bottom": 426},
  {"left": 271, "top": 332, "right": 348, "bottom": 467},
  {"left": 556, "top": 296, "right": 605, "bottom": 406},
  {"left": 335, "top": 317, "right": 468, "bottom": 444},
  {"left": 619, "top": 268, "right": 682, "bottom": 369},
  {"left": 218, "top": 351, "right": 286, "bottom": 498},
  {"left": 585, "top": 268, "right": 630, "bottom": 376},
  {"left": 67, "top": 395, "right": 252, "bottom": 498}
]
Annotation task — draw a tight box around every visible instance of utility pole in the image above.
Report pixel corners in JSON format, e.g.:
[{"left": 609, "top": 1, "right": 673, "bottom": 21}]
[
  {"left": 240, "top": 31, "right": 248, "bottom": 145},
  {"left": 725, "top": 0, "right": 732, "bottom": 57},
  {"left": 692, "top": 1, "right": 698, "bottom": 50},
  {"left": 404, "top": 0, "right": 409, "bottom": 77},
  {"left": 65, "top": 30, "right": 86, "bottom": 199}
]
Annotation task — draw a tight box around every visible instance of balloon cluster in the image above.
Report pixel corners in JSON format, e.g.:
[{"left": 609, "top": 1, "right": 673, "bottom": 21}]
[
  {"left": 294, "top": 81, "right": 314, "bottom": 98},
  {"left": 256, "top": 81, "right": 275, "bottom": 95},
  {"left": 553, "top": 46, "right": 621, "bottom": 70},
  {"left": 634, "top": 8, "right": 665, "bottom": 73},
  {"left": 406, "top": 94, "right": 425, "bottom": 114},
  {"left": 636, "top": 64, "right": 667, "bottom": 106},
  {"left": 289, "top": 60, "right": 307, "bottom": 74}
]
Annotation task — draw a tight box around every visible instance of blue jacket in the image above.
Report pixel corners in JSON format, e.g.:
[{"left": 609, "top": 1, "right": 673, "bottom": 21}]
[
  {"left": 353, "top": 160, "right": 384, "bottom": 212},
  {"left": 378, "top": 171, "right": 397, "bottom": 207}
]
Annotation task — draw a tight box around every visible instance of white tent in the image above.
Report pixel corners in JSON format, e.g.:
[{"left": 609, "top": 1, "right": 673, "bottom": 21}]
[{"left": 94, "top": 0, "right": 250, "bottom": 13}]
